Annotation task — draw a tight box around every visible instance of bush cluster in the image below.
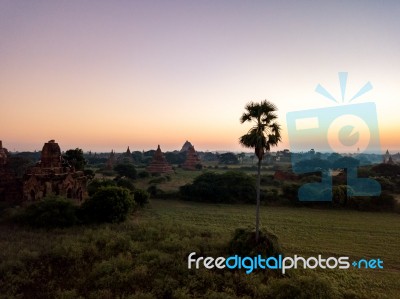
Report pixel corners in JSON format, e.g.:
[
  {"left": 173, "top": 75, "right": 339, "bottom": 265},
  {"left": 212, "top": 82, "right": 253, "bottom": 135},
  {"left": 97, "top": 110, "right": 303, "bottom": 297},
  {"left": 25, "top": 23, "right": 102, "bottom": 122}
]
[
  {"left": 16, "top": 196, "right": 79, "bottom": 228},
  {"left": 228, "top": 227, "right": 283, "bottom": 258},
  {"left": 180, "top": 171, "right": 256, "bottom": 203},
  {"left": 133, "top": 189, "right": 150, "bottom": 206},
  {"left": 15, "top": 184, "right": 151, "bottom": 228},
  {"left": 81, "top": 186, "right": 135, "bottom": 223}
]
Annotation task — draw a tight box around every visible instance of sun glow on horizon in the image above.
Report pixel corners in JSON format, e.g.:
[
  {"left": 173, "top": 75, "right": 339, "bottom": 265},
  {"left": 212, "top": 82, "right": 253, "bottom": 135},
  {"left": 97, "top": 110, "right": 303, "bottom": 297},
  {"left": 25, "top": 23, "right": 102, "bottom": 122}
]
[{"left": 0, "top": 1, "right": 399, "bottom": 153}]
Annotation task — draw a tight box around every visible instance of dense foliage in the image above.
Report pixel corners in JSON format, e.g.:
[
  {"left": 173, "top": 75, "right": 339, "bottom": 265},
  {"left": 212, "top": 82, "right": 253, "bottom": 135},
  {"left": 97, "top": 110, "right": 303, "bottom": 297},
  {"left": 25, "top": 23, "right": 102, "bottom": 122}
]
[
  {"left": 133, "top": 189, "right": 150, "bottom": 207},
  {"left": 371, "top": 163, "right": 400, "bottom": 177},
  {"left": 218, "top": 152, "right": 239, "bottom": 165},
  {"left": 87, "top": 179, "right": 117, "bottom": 196},
  {"left": 81, "top": 186, "right": 135, "bottom": 223},
  {"left": 115, "top": 177, "right": 136, "bottom": 192},
  {"left": 165, "top": 151, "right": 186, "bottom": 165},
  {"left": 228, "top": 227, "right": 283, "bottom": 257},
  {"left": 16, "top": 196, "right": 79, "bottom": 228},
  {"left": 180, "top": 171, "right": 256, "bottom": 203},
  {"left": 114, "top": 163, "right": 137, "bottom": 179},
  {"left": 63, "top": 148, "right": 87, "bottom": 171}
]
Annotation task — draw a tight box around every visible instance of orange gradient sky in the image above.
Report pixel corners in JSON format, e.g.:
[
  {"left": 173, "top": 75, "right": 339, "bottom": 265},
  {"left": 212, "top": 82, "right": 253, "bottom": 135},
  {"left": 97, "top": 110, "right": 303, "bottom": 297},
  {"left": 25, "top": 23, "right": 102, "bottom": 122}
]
[{"left": 1, "top": 1, "right": 399, "bottom": 153}]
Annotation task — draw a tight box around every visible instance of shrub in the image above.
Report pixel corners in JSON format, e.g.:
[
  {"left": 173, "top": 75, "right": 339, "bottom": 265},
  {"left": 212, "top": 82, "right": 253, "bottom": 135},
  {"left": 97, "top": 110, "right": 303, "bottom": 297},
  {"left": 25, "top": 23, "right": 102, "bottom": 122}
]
[
  {"left": 63, "top": 148, "right": 87, "bottom": 171},
  {"left": 16, "top": 196, "right": 79, "bottom": 228},
  {"left": 228, "top": 227, "right": 283, "bottom": 257},
  {"left": 347, "top": 191, "right": 396, "bottom": 212},
  {"left": 147, "top": 185, "right": 164, "bottom": 198},
  {"left": 138, "top": 170, "right": 150, "bottom": 178},
  {"left": 375, "top": 177, "right": 396, "bottom": 192},
  {"left": 261, "top": 189, "right": 279, "bottom": 203},
  {"left": 133, "top": 189, "right": 150, "bottom": 206},
  {"left": 84, "top": 169, "right": 95, "bottom": 179},
  {"left": 115, "top": 177, "right": 135, "bottom": 192},
  {"left": 371, "top": 191, "right": 396, "bottom": 211},
  {"left": 180, "top": 171, "right": 256, "bottom": 204},
  {"left": 281, "top": 183, "right": 300, "bottom": 203},
  {"left": 82, "top": 187, "right": 135, "bottom": 223},
  {"left": 114, "top": 163, "right": 137, "bottom": 179},
  {"left": 371, "top": 163, "right": 400, "bottom": 177},
  {"left": 300, "top": 174, "right": 322, "bottom": 184},
  {"left": 87, "top": 179, "right": 117, "bottom": 196},
  {"left": 331, "top": 185, "right": 348, "bottom": 205}
]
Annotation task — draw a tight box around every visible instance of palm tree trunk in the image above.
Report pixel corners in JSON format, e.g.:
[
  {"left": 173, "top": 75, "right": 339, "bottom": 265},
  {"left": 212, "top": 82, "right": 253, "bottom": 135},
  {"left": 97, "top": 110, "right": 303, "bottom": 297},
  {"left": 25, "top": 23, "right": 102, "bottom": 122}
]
[{"left": 255, "top": 158, "right": 261, "bottom": 242}]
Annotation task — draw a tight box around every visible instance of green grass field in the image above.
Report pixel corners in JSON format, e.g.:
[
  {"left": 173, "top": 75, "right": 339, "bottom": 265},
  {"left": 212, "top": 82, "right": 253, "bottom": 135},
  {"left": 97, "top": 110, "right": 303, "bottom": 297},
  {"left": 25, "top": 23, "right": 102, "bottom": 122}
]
[
  {"left": 148, "top": 199, "right": 400, "bottom": 298},
  {"left": 1, "top": 198, "right": 399, "bottom": 298}
]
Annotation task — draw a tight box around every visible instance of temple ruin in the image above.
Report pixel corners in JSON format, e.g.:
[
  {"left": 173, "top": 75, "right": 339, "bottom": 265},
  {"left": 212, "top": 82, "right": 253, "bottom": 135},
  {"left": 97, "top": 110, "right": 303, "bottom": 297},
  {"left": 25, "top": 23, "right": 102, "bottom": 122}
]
[
  {"left": 23, "top": 140, "right": 88, "bottom": 201},
  {"left": 0, "top": 140, "right": 88, "bottom": 203},
  {"left": 147, "top": 145, "right": 173, "bottom": 174},
  {"left": 182, "top": 145, "right": 202, "bottom": 170},
  {"left": 180, "top": 140, "right": 193, "bottom": 152}
]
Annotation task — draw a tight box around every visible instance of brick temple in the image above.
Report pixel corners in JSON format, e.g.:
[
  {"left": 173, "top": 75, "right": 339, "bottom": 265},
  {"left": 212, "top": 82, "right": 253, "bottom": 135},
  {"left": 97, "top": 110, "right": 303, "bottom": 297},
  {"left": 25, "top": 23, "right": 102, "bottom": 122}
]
[
  {"left": 147, "top": 145, "right": 173, "bottom": 174},
  {"left": 0, "top": 140, "right": 88, "bottom": 203},
  {"left": 118, "top": 146, "right": 134, "bottom": 163},
  {"left": 180, "top": 140, "right": 193, "bottom": 152},
  {"left": 23, "top": 140, "right": 88, "bottom": 201},
  {"left": 182, "top": 145, "right": 202, "bottom": 170}
]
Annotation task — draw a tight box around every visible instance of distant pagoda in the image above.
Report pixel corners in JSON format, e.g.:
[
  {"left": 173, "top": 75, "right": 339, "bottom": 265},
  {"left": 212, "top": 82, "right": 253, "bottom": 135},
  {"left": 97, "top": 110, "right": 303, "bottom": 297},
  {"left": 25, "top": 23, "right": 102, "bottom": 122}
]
[
  {"left": 106, "top": 150, "right": 116, "bottom": 170},
  {"left": 383, "top": 149, "right": 395, "bottom": 165},
  {"left": 147, "top": 145, "right": 173, "bottom": 174},
  {"left": 180, "top": 140, "right": 193, "bottom": 152},
  {"left": 118, "top": 146, "right": 133, "bottom": 163},
  {"left": 182, "top": 145, "right": 202, "bottom": 170}
]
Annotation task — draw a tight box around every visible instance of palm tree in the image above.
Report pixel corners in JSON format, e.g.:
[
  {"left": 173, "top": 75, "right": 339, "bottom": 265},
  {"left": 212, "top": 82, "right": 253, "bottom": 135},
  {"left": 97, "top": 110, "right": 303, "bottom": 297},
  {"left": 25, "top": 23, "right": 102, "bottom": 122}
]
[{"left": 239, "top": 100, "right": 281, "bottom": 242}]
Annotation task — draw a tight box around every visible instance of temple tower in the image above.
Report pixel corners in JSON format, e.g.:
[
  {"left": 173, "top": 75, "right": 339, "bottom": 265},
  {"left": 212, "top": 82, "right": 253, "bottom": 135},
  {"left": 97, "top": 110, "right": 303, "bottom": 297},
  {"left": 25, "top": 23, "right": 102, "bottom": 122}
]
[
  {"left": 106, "top": 150, "right": 116, "bottom": 170},
  {"left": 383, "top": 149, "right": 394, "bottom": 164},
  {"left": 147, "top": 145, "right": 173, "bottom": 174},
  {"left": 180, "top": 140, "right": 193, "bottom": 153},
  {"left": 182, "top": 145, "right": 202, "bottom": 170},
  {"left": 40, "top": 140, "right": 62, "bottom": 168}
]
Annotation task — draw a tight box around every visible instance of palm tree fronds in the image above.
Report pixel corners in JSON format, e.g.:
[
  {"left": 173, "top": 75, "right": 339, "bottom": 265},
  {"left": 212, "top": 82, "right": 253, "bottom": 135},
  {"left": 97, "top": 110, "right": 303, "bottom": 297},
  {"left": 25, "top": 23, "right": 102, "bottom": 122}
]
[{"left": 239, "top": 99, "right": 282, "bottom": 243}]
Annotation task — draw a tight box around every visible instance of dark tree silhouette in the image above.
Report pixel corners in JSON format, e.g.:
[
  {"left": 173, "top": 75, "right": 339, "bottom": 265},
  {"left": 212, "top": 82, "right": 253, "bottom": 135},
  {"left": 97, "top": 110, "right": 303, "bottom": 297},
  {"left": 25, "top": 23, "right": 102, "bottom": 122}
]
[
  {"left": 239, "top": 100, "right": 281, "bottom": 242},
  {"left": 63, "top": 148, "right": 86, "bottom": 171}
]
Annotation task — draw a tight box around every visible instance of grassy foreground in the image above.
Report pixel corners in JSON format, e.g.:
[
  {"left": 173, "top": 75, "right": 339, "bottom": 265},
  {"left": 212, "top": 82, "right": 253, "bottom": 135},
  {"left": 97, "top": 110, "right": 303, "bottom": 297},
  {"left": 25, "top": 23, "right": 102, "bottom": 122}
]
[{"left": 1, "top": 200, "right": 399, "bottom": 298}]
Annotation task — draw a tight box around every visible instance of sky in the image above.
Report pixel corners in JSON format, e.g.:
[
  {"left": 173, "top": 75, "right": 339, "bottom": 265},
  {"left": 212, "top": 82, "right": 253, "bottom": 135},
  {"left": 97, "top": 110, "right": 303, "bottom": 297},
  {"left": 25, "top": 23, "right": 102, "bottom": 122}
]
[{"left": 1, "top": 0, "right": 399, "bottom": 153}]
